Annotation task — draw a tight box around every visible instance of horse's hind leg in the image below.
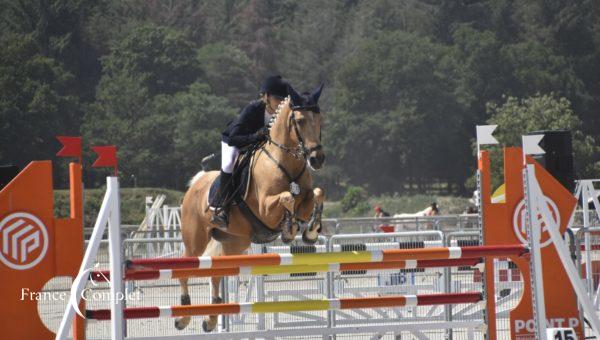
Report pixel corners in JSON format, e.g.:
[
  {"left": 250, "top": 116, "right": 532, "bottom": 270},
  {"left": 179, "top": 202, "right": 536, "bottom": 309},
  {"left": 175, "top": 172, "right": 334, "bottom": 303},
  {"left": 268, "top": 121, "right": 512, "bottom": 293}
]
[
  {"left": 175, "top": 199, "right": 211, "bottom": 330},
  {"left": 202, "top": 239, "right": 251, "bottom": 332},
  {"left": 174, "top": 248, "right": 193, "bottom": 330},
  {"left": 201, "top": 239, "right": 224, "bottom": 332},
  {"left": 202, "top": 276, "right": 223, "bottom": 332}
]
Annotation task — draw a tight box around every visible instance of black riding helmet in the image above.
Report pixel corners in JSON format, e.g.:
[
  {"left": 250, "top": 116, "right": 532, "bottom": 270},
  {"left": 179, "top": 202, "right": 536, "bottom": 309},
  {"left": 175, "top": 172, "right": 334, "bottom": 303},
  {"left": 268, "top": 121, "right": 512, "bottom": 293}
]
[{"left": 260, "top": 75, "right": 289, "bottom": 99}]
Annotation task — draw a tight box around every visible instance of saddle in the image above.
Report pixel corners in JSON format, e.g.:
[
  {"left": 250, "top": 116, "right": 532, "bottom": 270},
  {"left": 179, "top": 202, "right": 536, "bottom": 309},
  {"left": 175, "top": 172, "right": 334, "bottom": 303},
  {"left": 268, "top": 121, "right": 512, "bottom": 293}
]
[
  {"left": 208, "top": 152, "right": 252, "bottom": 206},
  {"left": 207, "top": 149, "right": 282, "bottom": 244}
]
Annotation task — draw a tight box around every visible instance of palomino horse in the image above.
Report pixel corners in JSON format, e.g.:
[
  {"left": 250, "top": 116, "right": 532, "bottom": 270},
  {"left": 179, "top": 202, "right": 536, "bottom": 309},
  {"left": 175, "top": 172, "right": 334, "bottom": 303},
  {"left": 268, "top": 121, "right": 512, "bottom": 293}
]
[{"left": 175, "top": 85, "right": 325, "bottom": 332}]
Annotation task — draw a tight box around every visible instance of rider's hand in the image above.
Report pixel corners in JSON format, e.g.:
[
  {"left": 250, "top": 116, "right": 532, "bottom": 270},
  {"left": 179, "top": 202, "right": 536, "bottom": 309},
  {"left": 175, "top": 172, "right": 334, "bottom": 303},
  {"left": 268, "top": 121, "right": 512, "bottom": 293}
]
[{"left": 255, "top": 127, "right": 269, "bottom": 141}]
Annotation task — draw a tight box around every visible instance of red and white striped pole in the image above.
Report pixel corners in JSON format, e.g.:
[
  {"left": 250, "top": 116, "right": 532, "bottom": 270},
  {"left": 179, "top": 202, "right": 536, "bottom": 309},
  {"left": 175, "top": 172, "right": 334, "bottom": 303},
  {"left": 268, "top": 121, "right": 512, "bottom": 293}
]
[
  {"left": 125, "top": 245, "right": 527, "bottom": 271},
  {"left": 86, "top": 292, "right": 483, "bottom": 320},
  {"left": 92, "top": 258, "right": 482, "bottom": 282}
]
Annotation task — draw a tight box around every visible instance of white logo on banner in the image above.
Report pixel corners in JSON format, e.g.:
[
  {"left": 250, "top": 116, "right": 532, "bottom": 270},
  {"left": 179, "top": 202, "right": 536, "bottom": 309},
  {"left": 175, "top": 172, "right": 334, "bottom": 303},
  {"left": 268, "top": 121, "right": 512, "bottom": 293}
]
[
  {"left": 512, "top": 197, "right": 560, "bottom": 248},
  {"left": 0, "top": 212, "right": 49, "bottom": 270}
]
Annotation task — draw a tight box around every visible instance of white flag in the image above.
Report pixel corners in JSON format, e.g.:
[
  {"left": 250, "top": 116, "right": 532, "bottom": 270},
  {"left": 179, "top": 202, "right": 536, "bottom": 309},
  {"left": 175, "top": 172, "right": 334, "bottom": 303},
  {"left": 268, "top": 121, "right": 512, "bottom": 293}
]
[
  {"left": 476, "top": 125, "right": 499, "bottom": 146},
  {"left": 522, "top": 134, "right": 545, "bottom": 155}
]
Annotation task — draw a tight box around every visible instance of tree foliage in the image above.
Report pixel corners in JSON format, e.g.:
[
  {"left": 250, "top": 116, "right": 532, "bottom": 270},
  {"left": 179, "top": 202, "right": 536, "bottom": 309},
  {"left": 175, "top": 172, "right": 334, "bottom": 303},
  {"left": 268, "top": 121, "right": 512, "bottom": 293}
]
[
  {"left": 1, "top": 0, "right": 600, "bottom": 197},
  {"left": 488, "top": 94, "right": 600, "bottom": 178}
]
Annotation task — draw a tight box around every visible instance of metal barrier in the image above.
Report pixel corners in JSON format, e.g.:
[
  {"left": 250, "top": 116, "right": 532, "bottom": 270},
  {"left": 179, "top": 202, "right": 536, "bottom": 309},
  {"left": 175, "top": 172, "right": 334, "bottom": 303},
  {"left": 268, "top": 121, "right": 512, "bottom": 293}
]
[
  {"left": 39, "top": 225, "right": 596, "bottom": 339},
  {"left": 54, "top": 224, "right": 596, "bottom": 339},
  {"left": 70, "top": 231, "right": 495, "bottom": 339},
  {"left": 44, "top": 227, "right": 591, "bottom": 339},
  {"left": 131, "top": 206, "right": 479, "bottom": 236}
]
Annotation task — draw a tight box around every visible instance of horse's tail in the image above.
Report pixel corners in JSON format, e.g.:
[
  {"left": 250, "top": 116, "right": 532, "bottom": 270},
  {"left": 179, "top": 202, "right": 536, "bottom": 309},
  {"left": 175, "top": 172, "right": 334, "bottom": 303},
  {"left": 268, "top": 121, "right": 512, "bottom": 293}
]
[
  {"left": 188, "top": 170, "right": 206, "bottom": 187},
  {"left": 202, "top": 238, "right": 223, "bottom": 257}
]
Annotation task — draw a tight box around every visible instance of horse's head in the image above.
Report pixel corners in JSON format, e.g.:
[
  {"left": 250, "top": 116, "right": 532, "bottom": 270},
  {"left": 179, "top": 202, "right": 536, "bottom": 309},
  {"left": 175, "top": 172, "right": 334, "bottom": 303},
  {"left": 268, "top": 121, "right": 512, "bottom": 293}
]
[{"left": 284, "top": 83, "right": 325, "bottom": 170}]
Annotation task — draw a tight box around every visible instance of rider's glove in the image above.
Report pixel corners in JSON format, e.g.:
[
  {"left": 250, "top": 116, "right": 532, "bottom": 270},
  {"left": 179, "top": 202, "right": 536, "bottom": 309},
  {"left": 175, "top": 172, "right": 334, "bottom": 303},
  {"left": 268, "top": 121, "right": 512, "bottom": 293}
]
[{"left": 255, "top": 127, "right": 269, "bottom": 141}]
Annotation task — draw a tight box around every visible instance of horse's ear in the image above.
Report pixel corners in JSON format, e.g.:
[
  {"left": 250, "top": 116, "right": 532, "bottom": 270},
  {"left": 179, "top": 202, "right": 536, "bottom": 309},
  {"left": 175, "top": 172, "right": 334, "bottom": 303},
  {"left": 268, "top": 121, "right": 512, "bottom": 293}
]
[
  {"left": 310, "top": 83, "right": 324, "bottom": 103},
  {"left": 288, "top": 84, "right": 303, "bottom": 107}
]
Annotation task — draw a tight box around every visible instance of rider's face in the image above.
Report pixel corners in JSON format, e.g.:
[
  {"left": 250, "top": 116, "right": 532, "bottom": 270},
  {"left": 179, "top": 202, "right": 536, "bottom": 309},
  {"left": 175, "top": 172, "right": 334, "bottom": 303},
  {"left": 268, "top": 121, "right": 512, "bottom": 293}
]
[{"left": 266, "top": 95, "right": 283, "bottom": 114}]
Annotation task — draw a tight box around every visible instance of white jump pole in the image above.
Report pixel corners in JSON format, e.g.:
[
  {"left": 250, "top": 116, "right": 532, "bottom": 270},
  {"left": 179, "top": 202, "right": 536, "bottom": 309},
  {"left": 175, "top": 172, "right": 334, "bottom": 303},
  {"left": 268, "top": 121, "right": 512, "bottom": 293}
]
[
  {"left": 523, "top": 164, "right": 548, "bottom": 340},
  {"left": 527, "top": 165, "right": 600, "bottom": 337},
  {"left": 56, "top": 177, "right": 115, "bottom": 340},
  {"left": 108, "top": 176, "right": 125, "bottom": 340}
]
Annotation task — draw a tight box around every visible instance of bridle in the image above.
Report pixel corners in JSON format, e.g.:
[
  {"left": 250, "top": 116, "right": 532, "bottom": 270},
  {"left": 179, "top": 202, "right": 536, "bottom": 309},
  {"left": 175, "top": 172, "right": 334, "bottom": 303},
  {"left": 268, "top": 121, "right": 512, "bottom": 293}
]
[
  {"left": 266, "top": 105, "right": 322, "bottom": 160},
  {"left": 260, "top": 102, "right": 322, "bottom": 196}
]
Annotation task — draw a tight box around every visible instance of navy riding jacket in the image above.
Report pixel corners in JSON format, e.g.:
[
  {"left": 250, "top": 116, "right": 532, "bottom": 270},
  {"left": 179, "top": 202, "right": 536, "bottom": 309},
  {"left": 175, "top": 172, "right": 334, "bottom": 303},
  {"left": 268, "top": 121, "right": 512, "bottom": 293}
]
[{"left": 222, "top": 100, "right": 268, "bottom": 147}]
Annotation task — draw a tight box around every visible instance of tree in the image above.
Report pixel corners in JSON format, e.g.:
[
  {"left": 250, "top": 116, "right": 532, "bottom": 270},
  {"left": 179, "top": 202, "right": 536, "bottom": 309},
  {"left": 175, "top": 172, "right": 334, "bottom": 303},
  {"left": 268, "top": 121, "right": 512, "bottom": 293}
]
[
  {"left": 332, "top": 31, "right": 469, "bottom": 194},
  {"left": 101, "top": 24, "right": 201, "bottom": 96},
  {"left": 3, "top": 0, "right": 600, "bottom": 196},
  {"left": 229, "top": 0, "right": 278, "bottom": 81},
  {"left": 1, "top": 0, "right": 102, "bottom": 101},
  {"left": 196, "top": 43, "right": 254, "bottom": 107},
  {"left": 173, "top": 82, "right": 237, "bottom": 186},
  {"left": 83, "top": 24, "right": 207, "bottom": 188},
  {"left": 487, "top": 93, "right": 600, "bottom": 179},
  {"left": 0, "top": 33, "right": 80, "bottom": 169},
  {"left": 502, "top": 40, "right": 584, "bottom": 99},
  {"left": 449, "top": 25, "right": 511, "bottom": 122}
]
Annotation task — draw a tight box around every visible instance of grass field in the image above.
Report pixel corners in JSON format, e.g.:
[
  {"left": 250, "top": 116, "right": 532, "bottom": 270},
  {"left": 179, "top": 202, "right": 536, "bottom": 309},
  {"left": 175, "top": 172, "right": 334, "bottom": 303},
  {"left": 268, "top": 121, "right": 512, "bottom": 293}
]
[{"left": 54, "top": 188, "right": 472, "bottom": 227}]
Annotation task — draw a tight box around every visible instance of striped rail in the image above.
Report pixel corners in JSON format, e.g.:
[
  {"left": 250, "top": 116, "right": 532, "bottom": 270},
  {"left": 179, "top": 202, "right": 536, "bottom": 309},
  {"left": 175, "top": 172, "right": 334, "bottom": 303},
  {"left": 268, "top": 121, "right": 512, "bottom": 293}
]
[
  {"left": 86, "top": 292, "right": 483, "bottom": 320},
  {"left": 125, "top": 245, "right": 527, "bottom": 270},
  {"left": 92, "top": 258, "right": 482, "bottom": 281}
]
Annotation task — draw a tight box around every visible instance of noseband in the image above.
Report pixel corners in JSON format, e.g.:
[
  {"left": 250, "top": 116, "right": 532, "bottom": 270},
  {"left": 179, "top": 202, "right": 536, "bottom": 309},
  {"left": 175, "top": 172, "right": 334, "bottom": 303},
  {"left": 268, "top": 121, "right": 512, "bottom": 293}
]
[{"left": 267, "top": 108, "right": 322, "bottom": 160}]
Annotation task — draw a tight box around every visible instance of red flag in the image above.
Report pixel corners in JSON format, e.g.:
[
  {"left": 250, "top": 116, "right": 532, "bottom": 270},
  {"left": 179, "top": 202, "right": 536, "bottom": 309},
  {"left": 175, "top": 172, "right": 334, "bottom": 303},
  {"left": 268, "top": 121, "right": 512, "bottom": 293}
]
[
  {"left": 56, "top": 136, "right": 82, "bottom": 158},
  {"left": 92, "top": 146, "right": 118, "bottom": 176}
]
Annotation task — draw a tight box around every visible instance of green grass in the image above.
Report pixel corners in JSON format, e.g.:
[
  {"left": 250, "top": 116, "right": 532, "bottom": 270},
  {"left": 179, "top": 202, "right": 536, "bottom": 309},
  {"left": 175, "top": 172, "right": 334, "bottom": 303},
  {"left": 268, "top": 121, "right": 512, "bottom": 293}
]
[
  {"left": 324, "top": 194, "right": 472, "bottom": 218},
  {"left": 54, "top": 188, "right": 471, "bottom": 227},
  {"left": 54, "top": 187, "right": 184, "bottom": 227}
]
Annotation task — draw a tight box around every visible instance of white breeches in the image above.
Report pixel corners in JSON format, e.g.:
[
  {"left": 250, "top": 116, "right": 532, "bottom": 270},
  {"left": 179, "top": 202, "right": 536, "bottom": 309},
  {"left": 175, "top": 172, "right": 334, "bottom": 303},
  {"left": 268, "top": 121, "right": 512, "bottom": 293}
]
[{"left": 221, "top": 141, "right": 239, "bottom": 174}]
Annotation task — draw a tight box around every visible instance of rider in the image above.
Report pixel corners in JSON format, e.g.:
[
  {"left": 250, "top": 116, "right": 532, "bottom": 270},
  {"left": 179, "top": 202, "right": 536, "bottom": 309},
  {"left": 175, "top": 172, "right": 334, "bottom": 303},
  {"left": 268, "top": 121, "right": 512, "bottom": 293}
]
[{"left": 211, "top": 75, "right": 290, "bottom": 227}]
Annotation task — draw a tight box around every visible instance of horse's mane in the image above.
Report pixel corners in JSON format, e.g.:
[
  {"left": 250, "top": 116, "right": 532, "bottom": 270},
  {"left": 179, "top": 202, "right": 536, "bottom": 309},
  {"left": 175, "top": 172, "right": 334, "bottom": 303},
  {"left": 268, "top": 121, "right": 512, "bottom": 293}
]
[{"left": 267, "top": 97, "right": 291, "bottom": 133}]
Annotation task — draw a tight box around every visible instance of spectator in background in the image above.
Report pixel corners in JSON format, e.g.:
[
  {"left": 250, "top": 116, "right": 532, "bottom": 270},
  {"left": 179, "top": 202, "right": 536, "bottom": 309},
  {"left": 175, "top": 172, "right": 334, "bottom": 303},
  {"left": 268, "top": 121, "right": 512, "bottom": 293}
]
[
  {"left": 374, "top": 205, "right": 393, "bottom": 232},
  {"left": 374, "top": 205, "right": 390, "bottom": 218}
]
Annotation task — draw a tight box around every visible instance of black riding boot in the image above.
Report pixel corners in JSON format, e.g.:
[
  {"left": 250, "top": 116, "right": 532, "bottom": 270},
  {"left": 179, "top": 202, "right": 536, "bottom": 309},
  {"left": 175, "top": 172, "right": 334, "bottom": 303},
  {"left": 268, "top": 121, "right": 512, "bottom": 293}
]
[{"left": 211, "top": 171, "right": 232, "bottom": 227}]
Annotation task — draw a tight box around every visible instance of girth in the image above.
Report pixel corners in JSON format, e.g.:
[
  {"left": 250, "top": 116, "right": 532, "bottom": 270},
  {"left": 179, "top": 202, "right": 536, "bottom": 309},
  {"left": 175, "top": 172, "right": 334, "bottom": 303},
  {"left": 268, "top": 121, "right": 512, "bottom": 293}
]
[{"left": 235, "top": 196, "right": 281, "bottom": 244}]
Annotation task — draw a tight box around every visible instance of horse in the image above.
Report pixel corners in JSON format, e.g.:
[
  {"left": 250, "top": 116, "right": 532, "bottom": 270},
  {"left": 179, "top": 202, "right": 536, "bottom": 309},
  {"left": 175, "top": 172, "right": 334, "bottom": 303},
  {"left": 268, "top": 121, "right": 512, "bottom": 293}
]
[
  {"left": 393, "top": 202, "right": 440, "bottom": 218},
  {"left": 175, "top": 84, "right": 326, "bottom": 332}
]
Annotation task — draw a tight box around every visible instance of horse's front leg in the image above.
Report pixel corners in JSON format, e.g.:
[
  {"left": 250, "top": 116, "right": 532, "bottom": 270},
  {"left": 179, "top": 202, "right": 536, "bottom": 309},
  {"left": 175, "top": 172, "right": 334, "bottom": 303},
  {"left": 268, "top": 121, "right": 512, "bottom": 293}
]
[
  {"left": 263, "top": 191, "right": 298, "bottom": 243},
  {"left": 297, "top": 188, "right": 324, "bottom": 244}
]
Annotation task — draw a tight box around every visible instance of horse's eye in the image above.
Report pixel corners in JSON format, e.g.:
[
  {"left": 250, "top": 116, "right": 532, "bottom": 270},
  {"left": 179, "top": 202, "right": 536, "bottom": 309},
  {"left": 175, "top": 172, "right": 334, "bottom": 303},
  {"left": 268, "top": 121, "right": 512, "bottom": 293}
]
[{"left": 296, "top": 118, "right": 305, "bottom": 125}]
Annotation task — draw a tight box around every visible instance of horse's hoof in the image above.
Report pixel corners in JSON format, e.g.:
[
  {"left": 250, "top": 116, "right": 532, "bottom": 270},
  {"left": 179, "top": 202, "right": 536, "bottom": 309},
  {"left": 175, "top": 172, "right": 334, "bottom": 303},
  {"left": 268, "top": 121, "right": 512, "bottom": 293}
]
[
  {"left": 302, "top": 229, "right": 318, "bottom": 245},
  {"left": 202, "top": 320, "right": 215, "bottom": 333},
  {"left": 174, "top": 318, "right": 187, "bottom": 330},
  {"left": 281, "top": 235, "right": 294, "bottom": 244},
  {"left": 311, "top": 220, "right": 322, "bottom": 234}
]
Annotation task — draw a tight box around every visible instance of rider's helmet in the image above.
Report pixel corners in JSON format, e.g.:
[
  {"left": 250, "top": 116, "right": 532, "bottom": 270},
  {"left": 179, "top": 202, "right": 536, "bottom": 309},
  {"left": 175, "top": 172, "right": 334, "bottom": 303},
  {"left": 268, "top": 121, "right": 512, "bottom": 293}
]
[{"left": 260, "top": 75, "right": 288, "bottom": 100}]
